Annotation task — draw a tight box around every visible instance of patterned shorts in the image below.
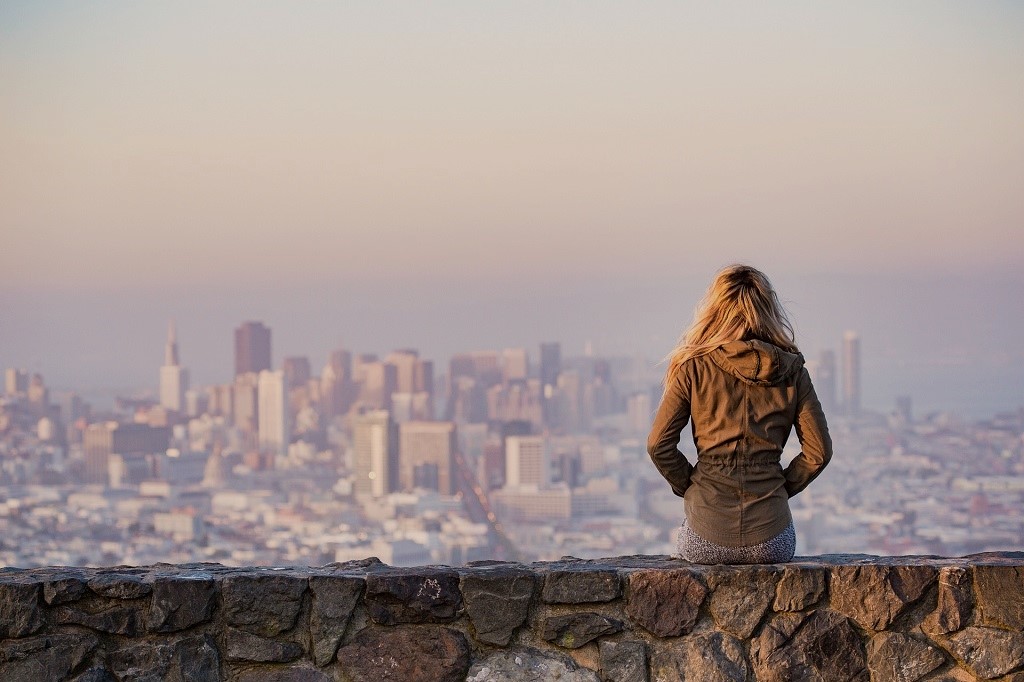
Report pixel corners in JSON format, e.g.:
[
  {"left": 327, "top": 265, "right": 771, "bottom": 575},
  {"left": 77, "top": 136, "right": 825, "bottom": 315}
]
[{"left": 677, "top": 518, "right": 796, "bottom": 565}]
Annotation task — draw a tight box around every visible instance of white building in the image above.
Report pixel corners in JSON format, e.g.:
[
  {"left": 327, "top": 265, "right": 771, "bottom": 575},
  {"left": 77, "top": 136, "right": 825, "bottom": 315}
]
[{"left": 258, "top": 370, "right": 289, "bottom": 459}]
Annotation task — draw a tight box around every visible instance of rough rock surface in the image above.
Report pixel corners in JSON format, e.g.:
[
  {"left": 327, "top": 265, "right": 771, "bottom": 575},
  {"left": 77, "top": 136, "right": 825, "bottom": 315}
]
[
  {"left": 221, "top": 573, "right": 307, "bottom": 637},
  {"left": 106, "top": 634, "right": 220, "bottom": 682},
  {"left": 773, "top": 564, "right": 827, "bottom": 611},
  {"left": 336, "top": 626, "right": 470, "bottom": 682},
  {"left": 225, "top": 627, "right": 305, "bottom": 663},
  {"left": 599, "top": 640, "right": 648, "bottom": 682},
  {"left": 461, "top": 567, "right": 536, "bottom": 645},
  {"left": 941, "top": 626, "right": 1024, "bottom": 679},
  {"left": 832, "top": 565, "right": 936, "bottom": 631},
  {"left": 364, "top": 568, "right": 462, "bottom": 624},
  {"left": 626, "top": 569, "right": 707, "bottom": 637},
  {"left": 0, "top": 582, "right": 43, "bottom": 638},
  {"left": 43, "top": 576, "right": 88, "bottom": 605},
  {"left": 752, "top": 610, "right": 868, "bottom": 681},
  {"left": 973, "top": 566, "right": 1024, "bottom": 631},
  {"left": 309, "top": 574, "right": 364, "bottom": 666},
  {"left": 0, "top": 633, "right": 97, "bottom": 681},
  {"left": 541, "top": 612, "right": 622, "bottom": 649},
  {"left": 542, "top": 568, "right": 621, "bottom": 604},
  {"left": 148, "top": 575, "right": 217, "bottom": 633},
  {"left": 866, "top": 632, "right": 946, "bottom": 682},
  {"left": 925, "top": 566, "right": 973, "bottom": 635},
  {"left": 87, "top": 572, "right": 153, "bottom": 599},
  {"left": 652, "top": 631, "right": 748, "bottom": 682},
  {"left": 466, "top": 648, "right": 601, "bottom": 682},
  {"left": 708, "top": 566, "right": 780, "bottom": 638},
  {"left": 53, "top": 602, "right": 145, "bottom": 636}
]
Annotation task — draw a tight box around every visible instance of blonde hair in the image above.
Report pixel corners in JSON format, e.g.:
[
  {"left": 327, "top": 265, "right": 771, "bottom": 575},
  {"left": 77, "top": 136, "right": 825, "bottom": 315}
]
[{"left": 664, "top": 264, "right": 798, "bottom": 386}]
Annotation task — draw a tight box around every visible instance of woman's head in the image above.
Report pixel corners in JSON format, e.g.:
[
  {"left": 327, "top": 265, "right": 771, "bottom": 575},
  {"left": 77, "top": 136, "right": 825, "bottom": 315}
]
[{"left": 665, "top": 264, "right": 798, "bottom": 383}]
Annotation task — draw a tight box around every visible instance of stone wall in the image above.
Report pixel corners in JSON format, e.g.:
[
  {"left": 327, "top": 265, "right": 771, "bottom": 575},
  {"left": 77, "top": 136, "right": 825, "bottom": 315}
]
[{"left": 1, "top": 553, "right": 1023, "bottom": 681}]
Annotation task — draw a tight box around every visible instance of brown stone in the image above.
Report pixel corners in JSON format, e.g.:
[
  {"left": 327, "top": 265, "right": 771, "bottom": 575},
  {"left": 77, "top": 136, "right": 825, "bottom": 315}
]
[
  {"left": 221, "top": 573, "right": 307, "bottom": 637},
  {"left": 542, "top": 568, "right": 621, "bottom": 604},
  {"left": 751, "top": 610, "right": 868, "bottom": 682},
  {"left": 87, "top": 573, "right": 153, "bottom": 600},
  {"left": 43, "top": 576, "right": 88, "bottom": 605},
  {"left": 0, "top": 582, "right": 43, "bottom": 638},
  {"left": 626, "top": 569, "right": 707, "bottom": 638},
  {"left": 231, "top": 665, "right": 333, "bottom": 682},
  {"left": 831, "top": 565, "right": 935, "bottom": 632},
  {"left": 309, "top": 574, "right": 364, "bottom": 667},
  {"left": 541, "top": 612, "right": 622, "bottom": 649},
  {"left": 651, "top": 632, "right": 748, "bottom": 682},
  {"left": 148, "top": 575, "right": 217, "bottom": 633},
  {"left": 773, "top": 564, "right": 826, "bottom": 612},
  {"left": 974, "top": 566, "right": 1024, "bottom": 631},
  {"left": 461, "top": 567, "right": 536, "bottom": 646},
  {"left": 599, "top": 640, "right": 648, "bottom": 682},
  {"left": 866, "top": 632, "right": 945, "bottom": 682},
  {"left": 225, "top": 627, "right": 304, "bottom": 663},
  {"left": 925, "top": 566, "right": 973, "bottom": 635},
  {"left": 53, "top": 603, "right": 145, "bottom": 636},
  {"left": 364, "top": 568, "right": 462, "bottom": 625},
  {"left": 941, "top": 626, "right": 1024, "bottom": 679},
  {"left": 0, "top": 633, "right": 97, "bottom": 682},
  {"left": 106, "top": 634, "right": 220, "bottom": 681},
  {"left": 708, "top": 566, "right": 780, "bottom": 638},
  {"left": 465, "top": 648, "right": 600, "bottom": 682},
  {"left": 336, "top": 626, "right": 470, "bottom": 682}
]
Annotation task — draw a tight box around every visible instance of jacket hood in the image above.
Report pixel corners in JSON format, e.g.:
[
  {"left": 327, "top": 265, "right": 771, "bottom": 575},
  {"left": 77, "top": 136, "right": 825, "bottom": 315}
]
[{"left": 710, "top": 339, "right": 804, "bottom": 386}]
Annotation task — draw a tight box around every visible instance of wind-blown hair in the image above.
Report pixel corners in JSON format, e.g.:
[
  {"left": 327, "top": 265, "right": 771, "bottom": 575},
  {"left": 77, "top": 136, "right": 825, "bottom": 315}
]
[{"left": 664, "top": 264, "right": 798, "bottom": 387}]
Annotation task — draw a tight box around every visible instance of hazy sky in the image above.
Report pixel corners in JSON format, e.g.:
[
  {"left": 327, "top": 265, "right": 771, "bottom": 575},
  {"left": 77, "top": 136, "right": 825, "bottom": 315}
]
[{"left": 1, "top": 2, "right": 1023, "bottom": 414}]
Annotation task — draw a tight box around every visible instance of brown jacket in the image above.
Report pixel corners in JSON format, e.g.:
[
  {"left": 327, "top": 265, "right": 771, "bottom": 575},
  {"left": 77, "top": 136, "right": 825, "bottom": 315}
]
[{"left": 647, "top": 339, "right": 832, "bottom": 547}]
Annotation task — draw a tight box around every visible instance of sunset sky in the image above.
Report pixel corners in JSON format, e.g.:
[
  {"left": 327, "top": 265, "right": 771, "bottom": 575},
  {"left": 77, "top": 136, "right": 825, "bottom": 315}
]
[{"left": 1, "top": 1, "right": 1022, "bottom": 413}]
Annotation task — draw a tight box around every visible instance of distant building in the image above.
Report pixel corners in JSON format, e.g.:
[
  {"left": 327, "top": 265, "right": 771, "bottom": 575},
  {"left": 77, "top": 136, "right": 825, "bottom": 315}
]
[
  {"left": 505, "top": 435, "right": 548, "bottom": 488},
  {"left": 159, "top": 320, "right": 189, "bottom": 413},
  {"left": 502, "top": 348, "right": 529, "bottom": 382},
  {"left": 360, "top": 362, "right": 398, "bottom": 410},
  {"left": 281, "top": 356, "right": 311, "bottom": 390},
  {"left": 843, "top": 331, "right": 861, "bottom": 415},
  {"left": 399, "top": 421, "right": 457, "bottom": 495},
  {"left": 4, "top": 368, "right": 28, "bottom": 396},
  {"left": 352, "top": 410, "right": 397, "bottom": 497},
  {"left": 82, "top": 422, "right": 169, "bottom": 485},
  {"left": 257, "top": 370, "right": 289, "bottom": 459},
  {"left": 234, "top": 321, "right": 272, "bottom": 377}
]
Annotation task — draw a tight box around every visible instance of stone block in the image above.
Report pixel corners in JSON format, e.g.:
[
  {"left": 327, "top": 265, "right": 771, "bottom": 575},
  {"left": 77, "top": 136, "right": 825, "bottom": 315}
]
[
  {"left": 0, "top": 633, "right": 97, "bottom": 681},
  {"left": 225, "top": 627, "right": 304, "bottom": 663},
  {"left": 598, "top": 640, "right": 647, "bottom": 682},
  {"left": 751, "top": 610, "right": 868, "bottom": 682},
  {"left": 0, "top": 582, "right": 43, "bottom": 638},
  {"left": 651, "top": 631, "right": 748, "bottom": 682},
  {"left": 107, "top": 634, "right": 220, "bottom": 682},
  {"left": 974, "top": 565, "right": 1024, "bottom": 631},
  {"left": 221, "top": 573, "right": 307, "bottom": 637},
  {"left": 231, "top": 665, "right": 334, "bottom": 682},
  {"left": 148, "top": 575, "right": 217, "bottom": 633},
  {"left": 465, "top": 647, "right": 600, "bottom": 682},
  {"left": 542, "top": 612, "right": 622, "bottom": 649},
  {"left": 53, "top": 603, "right": 145, "bottom": 636},
  {"left": 44, "top": 576, "right": 89, "bottom": 605},
  {"left": 707, "top": 566, "right": 780, "bottom": 638},
  {"left": 87, "top": 573, "right": 153, "bottom": 600},
  {"left": 309, "top": 574, "right": 364, "bottom": 666},
  {"left": 866, "top": 632, "right": 945, "bottom": 682},
  {"left": 364, "top": 568, "right": 462, "bottom": 625},
  {"left": 461, "top": 567, "right": 536, "bottom": 645},
  {"left": 939, "top": 626, "right": 1024, "bottom": 680},
  {"left": 832, "top": 565, "right": 936, "bottom": 632},
  {"left": 773, "top": 564, "right": 826, "bottom": 611},
  {"left": 924, "top": 566, "right": 973, "bottom": 635},
  {"left": 625, "top": 569, "right": 707, "bottom": 638},
  {"left": 336, "top": 626, "right": 470, "bottom": 682},
  {"left": 542, "top": 569, "right": 621, "bottom": 604}
]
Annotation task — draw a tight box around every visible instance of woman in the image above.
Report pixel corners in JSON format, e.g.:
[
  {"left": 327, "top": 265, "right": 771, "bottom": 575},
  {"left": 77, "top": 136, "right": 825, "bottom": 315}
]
[{"left": 647, "top": 264, "right": 832, "bottom": 564}]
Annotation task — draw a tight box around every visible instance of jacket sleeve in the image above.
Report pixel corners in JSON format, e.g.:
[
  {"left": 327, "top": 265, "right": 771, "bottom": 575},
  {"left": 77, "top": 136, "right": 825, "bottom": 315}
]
[
  {"left": 647, "top": 369, "right": 694, "bottom": 498},
  {"left": 783, "top": 367, "right": 833, "bottom": 497}
]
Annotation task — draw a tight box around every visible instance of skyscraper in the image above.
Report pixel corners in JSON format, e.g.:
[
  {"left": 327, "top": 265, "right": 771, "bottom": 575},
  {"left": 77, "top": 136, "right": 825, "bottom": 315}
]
[
  {"left": 505, "top": 435, "right": 548, "bottom": 488},
  {"left": 539, "top": 342, "right": 561, "bottom": 391},
  {"left": 353, "top": 410, "right": 397, "bottom": 497},
  {"left": 398, "top": 421, "right": 457, "bottom": 495},
  {"left": 235, "top": 321, "right": 272, "bottom": 377},
  {"left": 814, "top": 349, "right": 837, "bottom": 415},
  {"left": 842, "top": 331, "right": 861, "bottom": 416},
  {"left": 159, "top": 320, "right": 189, "bottom": 412},
  {"left": 257, "top": 370, "right": 289, "bottom": 459}
]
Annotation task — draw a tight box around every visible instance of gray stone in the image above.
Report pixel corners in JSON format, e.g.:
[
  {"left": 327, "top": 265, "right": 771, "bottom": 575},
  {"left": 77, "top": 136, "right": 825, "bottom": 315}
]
[
  {"left": 0, "top": 582, "right": 43, "bottom": 638},
  {"left": 148, "top": 575, "right": 217, "bottom": 633},
  {"left": 336, "top": 626, "right": 470, "bottom": 682},
  {"left": 542, "top": 612, "right": 623, "bottom": 649},
  {"left": 309, "top": 574, "right": 364, "bottom": 666},
  {"left": 651, "top": 631, "right": 748, "bottom": 682},
  {"left": 222, "top": 573, "right": 307, "bottom": 636},
  {"left": 0, "top": 633, "right": 97, "bottom": 682},
  {"left": 974, "top": 565, "right": 1024, "bottom": 631},
  {"left": 598, "top": 640, "right": 648, "bottom": 682},
  {"left": 625, "top": 569, "right": 707, "bottom": 638},
  {"left": 866, "top": 632, "right": 945, "bottom": 682},
  {"left": 941, "top": 626, "right": 1024, "bottom": 679},
  {"left": 71, "top": 668, "right": 117, "bottom": 682},
  {"left": 461, "top": 567, "right": 536, "bottom": 645},
  {"left": 106, "top": 634, "right": 220, "bottom": 682},
  {"left": 925, "top": 566, "right": 973, "bottom": 635},
  {"left": 225, "top": 627, "right": 304, "bottom": 663},
  {"left": 774, "top": 565, "right": 826, "bottom": 611},
  {"left": 44, "top": 576, "right": 88, "bottom": 605},
  {"left": 708, "top": 566, "right": 780, "bottom": 638},
  {"left": 542, "top": 569, "right": 621, "bottom": 604},
  {"left": 87, "top": 573, "right": 153, "bottom": 599},
  {"left": 231, "top": 665, "right": 333, "bottom": 682},
  {"left": 53, "top": 603, "right": 145, "bottom": 635},
  {"left": 751, "top": 610, "right": 868, "bottom": 682},
  {"left": 831, "top": 565, "right": 936, "bottom": 632},
  {"left": 466, "top": 648, "right": 600, "bottom": 682},
  {"left": 364, "top": 568, "right": 462, "bottom": 624}
]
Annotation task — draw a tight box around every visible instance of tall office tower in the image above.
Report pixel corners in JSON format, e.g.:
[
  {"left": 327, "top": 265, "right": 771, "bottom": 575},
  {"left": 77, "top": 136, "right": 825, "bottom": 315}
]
[
  {"left": 626, "top": 392, "right": 653, "bottom": 435},
  {"left": 842, "top": 331, "right": 861, "bottom": 416},
  {"left": 234, "top": 321, "right": 272, "bottom": 377},
  {"left": 83, "top": 421, "right": 170, "bottom": 485},
  {"left": 556, "top": 370, "right": 583, "bottom": 432},
  {"left": 811, "top": 349, "right": 837, "bottom": 414},
  {"left": 321, "top": 348, "right": 355, "bottom": 417},
  {"left": 386, "top": 349, "right": 419, "bottom": 393},
  {"left": 232, "top": 373, "right": 259, "bottom": 432},
  {"left": 502, "top": 348, "right": 529, "bottom": 383},
  {"left": 159, "top": 320, "right": 190, "bottom": 412},
  {"left": 352, "top": 353, "right": 379, "bottom": 384},
  {"left": 505, "top": 435, "right": 548, "bottom": 488},
  {"left": 258, "top": 370, "right": 289, "bottom": 459},
  {"left": 398, "top": 421, "right": 457, "bottom": 495},
  {"left": 539, "top": 343, "right": 561, "bottom": 391},
  {"left": 353, "top": 410, "right": 397, "bottom": 497},
  {"left": 4, "top": 368, "right": 28, "bottom": 396},
  {"left": 281, "top": 356, "right": 311, "bottom": 390},
  {"left": 360, "top": 362, "right": 398, "bottom": 410}
]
